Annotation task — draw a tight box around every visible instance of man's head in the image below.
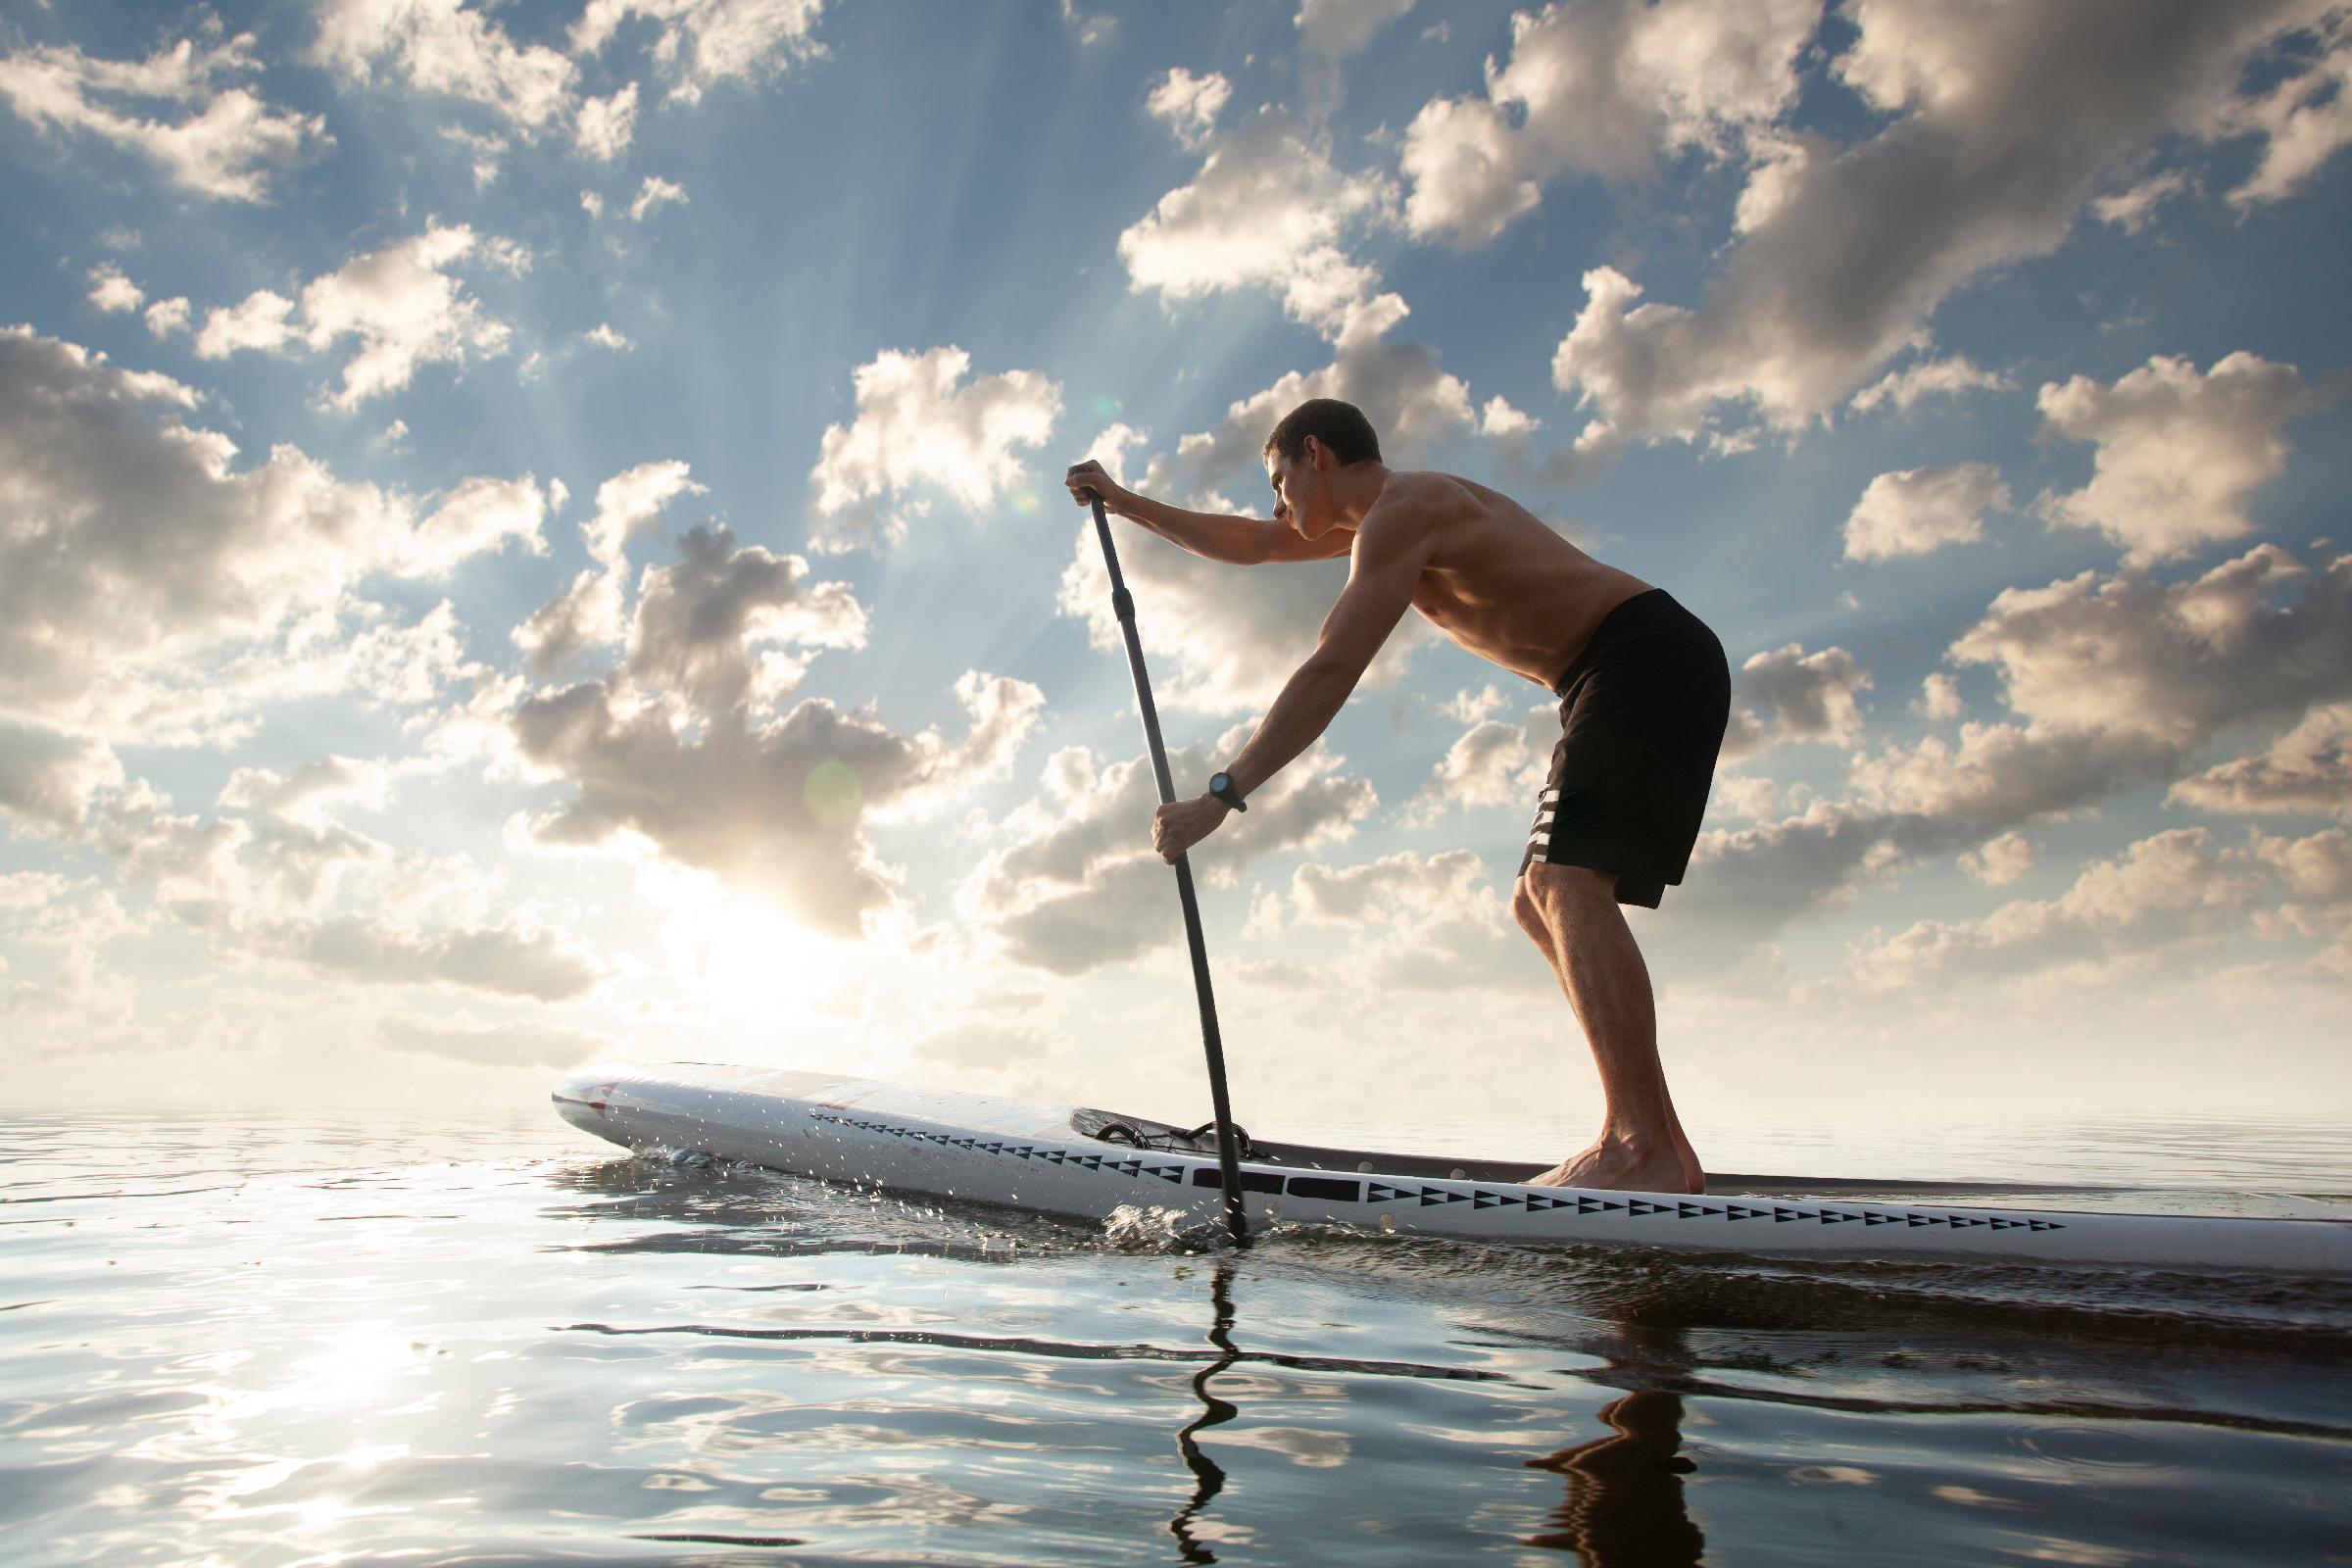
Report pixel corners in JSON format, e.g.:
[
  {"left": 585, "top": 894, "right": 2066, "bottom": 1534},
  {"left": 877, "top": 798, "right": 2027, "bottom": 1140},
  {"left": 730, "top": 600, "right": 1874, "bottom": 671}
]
[{"left": 1262, "top": 398, "right": 1382, "bottom": 467}]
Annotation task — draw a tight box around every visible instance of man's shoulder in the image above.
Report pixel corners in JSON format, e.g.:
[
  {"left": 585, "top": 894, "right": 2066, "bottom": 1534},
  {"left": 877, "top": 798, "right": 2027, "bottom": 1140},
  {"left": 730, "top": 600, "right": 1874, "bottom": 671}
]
[{"left": 1365, "top": 468, "right": 1494, "bottom": 524}]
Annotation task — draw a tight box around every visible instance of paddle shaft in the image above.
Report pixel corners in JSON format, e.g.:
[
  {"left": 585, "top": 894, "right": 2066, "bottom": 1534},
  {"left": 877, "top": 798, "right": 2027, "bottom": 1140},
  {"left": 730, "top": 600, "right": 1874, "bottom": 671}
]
[{"left": 1086, "top": 493, "right": 1250, "bottom": 1245}]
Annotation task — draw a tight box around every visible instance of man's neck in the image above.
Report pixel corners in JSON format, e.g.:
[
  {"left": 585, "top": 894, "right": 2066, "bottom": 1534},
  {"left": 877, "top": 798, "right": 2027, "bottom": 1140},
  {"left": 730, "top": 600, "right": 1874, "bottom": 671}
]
[{"left": 1326, "top": 461, "right": 1394, "bottom": 528}]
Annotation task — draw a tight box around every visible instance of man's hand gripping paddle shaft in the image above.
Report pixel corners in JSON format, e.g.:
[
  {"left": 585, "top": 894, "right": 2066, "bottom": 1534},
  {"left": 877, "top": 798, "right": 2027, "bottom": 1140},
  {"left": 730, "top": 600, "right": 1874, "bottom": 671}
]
[{"left": 1079, "top": 483, "right": 1250, "bottom": 1246}]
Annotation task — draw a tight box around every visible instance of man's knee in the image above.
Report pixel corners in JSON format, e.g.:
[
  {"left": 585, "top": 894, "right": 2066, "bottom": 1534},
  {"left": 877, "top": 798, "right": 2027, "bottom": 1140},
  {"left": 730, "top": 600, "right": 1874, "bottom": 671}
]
[
  {"left": 1522, "top": 860, "right": 1620, "bottom": 921},
  {"left": 1510, "top": 873, "right": 1545, "bottom": 938}
]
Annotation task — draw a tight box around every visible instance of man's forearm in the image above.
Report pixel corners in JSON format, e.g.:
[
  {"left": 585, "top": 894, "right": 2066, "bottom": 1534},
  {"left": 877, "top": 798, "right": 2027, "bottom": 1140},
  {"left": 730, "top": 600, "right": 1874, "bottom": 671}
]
[
  {"left": 1101, "top": 489, "right": 1275, "bottom": 565},
  {"left": 1223, "top": 658, "right": 1358, "bottom": 799}
]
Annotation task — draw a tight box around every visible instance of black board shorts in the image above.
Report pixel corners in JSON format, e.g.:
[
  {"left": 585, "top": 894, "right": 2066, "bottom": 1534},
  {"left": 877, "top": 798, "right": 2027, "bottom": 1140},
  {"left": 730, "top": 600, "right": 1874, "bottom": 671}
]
[{"left": 1520, "top": 590, "right": 1731, "bottom": 908}]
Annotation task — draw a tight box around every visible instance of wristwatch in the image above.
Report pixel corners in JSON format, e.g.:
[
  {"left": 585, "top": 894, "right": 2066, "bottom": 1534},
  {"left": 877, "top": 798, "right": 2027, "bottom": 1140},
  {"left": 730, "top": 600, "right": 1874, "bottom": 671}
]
[{"left": 1208, "top": 771, "right": 1248, "bottom": 812}]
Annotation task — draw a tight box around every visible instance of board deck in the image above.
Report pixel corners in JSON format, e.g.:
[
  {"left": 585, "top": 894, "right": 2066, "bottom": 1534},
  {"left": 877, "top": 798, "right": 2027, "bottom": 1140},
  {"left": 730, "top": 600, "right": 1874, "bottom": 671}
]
[{"left": 552, "top": 1062, "right": 2351, "bottom": 1275}]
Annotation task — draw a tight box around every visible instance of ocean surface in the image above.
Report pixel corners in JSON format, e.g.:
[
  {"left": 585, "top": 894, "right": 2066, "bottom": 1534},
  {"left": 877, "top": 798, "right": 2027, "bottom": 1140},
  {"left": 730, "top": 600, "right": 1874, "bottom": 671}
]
[{"left": 4, "top": 1106, "right": 2347, "bottom": 1566}]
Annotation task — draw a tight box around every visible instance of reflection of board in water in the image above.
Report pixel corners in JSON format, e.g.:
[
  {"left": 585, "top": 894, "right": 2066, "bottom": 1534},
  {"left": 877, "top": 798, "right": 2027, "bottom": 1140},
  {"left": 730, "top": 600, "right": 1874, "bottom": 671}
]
[{"left": 554, "top": 1063, "right": 2352, "bottom": 1274}]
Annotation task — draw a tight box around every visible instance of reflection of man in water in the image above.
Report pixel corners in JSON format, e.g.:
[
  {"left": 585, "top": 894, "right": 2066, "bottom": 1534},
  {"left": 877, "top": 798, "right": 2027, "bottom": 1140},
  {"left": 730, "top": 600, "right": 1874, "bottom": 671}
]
[{"left": 1524, "top": 1391, "right": 1704, "bottom": 1566}]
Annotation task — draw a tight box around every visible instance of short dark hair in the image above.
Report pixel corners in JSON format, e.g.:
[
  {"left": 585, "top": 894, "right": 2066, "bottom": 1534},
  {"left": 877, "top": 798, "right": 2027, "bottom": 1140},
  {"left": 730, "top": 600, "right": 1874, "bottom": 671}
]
[{"left": 1262, "top": 398, "right": 1382, "bottom": 466}]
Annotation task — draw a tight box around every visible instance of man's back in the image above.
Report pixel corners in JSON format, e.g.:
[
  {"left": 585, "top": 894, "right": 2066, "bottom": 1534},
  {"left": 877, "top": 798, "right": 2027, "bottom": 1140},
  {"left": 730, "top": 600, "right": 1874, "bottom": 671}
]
[{"left": 1353, "top": 468, "right": 1653, "bottom": 691}]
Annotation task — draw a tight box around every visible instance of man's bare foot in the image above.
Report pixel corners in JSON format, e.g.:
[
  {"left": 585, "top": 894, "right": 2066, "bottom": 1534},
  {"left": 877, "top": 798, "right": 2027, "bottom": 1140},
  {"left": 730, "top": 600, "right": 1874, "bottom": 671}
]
[
  {"left": 1528, "top": 1136, "right": 1702, "bottom": 1194},
  {"left": 1669, "top": 1128, "right": 1705, "bottom": 1194}
]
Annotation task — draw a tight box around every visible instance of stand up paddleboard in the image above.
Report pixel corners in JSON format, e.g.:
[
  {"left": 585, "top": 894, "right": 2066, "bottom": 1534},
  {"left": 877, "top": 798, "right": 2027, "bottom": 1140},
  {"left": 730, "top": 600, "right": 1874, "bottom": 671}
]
[{"left": 553, "top": 1062, "right": 2351, "bottom": 1275}]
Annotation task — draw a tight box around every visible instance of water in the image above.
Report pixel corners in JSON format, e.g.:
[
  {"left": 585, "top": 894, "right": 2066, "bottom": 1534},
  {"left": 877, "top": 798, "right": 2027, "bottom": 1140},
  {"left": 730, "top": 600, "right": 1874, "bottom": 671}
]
[{"left": 4, "top": 1111, "right": 2347, "bottom": 1566}]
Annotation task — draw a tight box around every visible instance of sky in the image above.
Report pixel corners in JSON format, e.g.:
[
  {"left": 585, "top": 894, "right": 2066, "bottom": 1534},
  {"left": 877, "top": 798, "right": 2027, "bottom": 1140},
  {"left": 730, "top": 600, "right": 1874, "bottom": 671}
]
[{"left": 2, "top": 0, "right": 2348, "bottom": 1145}]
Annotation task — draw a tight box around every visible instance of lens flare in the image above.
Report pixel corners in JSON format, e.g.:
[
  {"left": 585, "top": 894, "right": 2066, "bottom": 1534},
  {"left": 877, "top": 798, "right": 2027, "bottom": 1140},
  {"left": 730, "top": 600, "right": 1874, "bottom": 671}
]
[{"left": 804, "top": 760, "right": 860, "bottom": 826}]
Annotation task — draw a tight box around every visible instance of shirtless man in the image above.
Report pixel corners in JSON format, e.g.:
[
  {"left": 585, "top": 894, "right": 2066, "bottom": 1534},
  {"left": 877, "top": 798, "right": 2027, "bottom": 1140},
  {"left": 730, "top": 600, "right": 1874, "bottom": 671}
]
[{"left": 1065, "top": 398, "right": 1730, "bottom": 1194}]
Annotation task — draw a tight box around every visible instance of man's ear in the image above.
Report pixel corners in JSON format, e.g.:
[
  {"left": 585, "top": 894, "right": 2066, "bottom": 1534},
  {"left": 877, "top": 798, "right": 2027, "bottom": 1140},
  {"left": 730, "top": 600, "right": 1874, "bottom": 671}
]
[{"left": 1301, "top": 433, "right": 1328, "bottom": 471}]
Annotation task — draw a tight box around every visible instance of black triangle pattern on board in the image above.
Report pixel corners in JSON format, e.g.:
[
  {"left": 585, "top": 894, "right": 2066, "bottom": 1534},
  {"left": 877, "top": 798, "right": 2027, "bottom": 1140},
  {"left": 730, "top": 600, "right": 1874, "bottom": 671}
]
[
  {"left": 803, "top": 1113, "right": 2068, "bottom": 1232},
  {"left": 806, "top": 1112, "right": 1198, "bottom": 1187}
]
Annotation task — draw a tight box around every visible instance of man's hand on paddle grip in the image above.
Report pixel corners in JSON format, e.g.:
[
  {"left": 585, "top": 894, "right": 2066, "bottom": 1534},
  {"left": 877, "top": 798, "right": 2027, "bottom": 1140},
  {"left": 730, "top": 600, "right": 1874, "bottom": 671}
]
[
  {"left": 1065, "top": 461, "right": 1128, "bottom": 512},
  {"left": 1153, "top": 795, "right": 1229, "bottom": 863}
]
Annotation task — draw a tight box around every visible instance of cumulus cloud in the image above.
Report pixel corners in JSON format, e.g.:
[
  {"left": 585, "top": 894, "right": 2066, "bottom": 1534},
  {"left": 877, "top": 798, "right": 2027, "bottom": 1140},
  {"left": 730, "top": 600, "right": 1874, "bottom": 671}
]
[
  {"left": 511, "top": 524, "right": 1033, "bottom": 936},
  {"left": 1845, "top": 829, "right": 2263, "bottom": 993},
  {"left": 1145, "top": 68, "right": 1229, "bottom": 150},
  {"left": 624, "top": 525, "right": 867, "bottom": 712},
  {"left": 1131, "top": 294, "right": 1473, "bottom": 516},
  {"left": 84, "top": 264, "right": 143, "bottom": 315},
  {"left": 20, "top": 766, "right": 611, "bottom": 1004},
  {"left": 1, "top": 888, "right": 143, "bottom": 1027},
  {"left": 1078, "top": 421, "right": 1149, "bottom": 488},
  {"left": 1881, "top": 546, "right": 2351, "bottom": 808},
  {"left": 196, "top": 223, "right": 528, "bottom": 409},
  {"left": 1295, "top": 0, "right": 1421, "bottom": 106},
  {"left": 626, "top": 173, "right": 686, "bottom": 220},
  {"left": 319, "top": 0, "right": 818, "bottom": 157},
  {"left": 1118, "top": 113, "right": 1394, "bottom": 337},
  {"left": 441, "top": 122, "right": 509, "bottom": 186},
  {"left": 1843, "top": 463, "right": 2008, "bottom": 562},
  {"left": 518, "top": 665, "right": 1040, "bottom": 937},
  {"left": 1547, "top": 3, "right": 2331, "bottom": 462},
  {"left": 1057, "top": 0, "right": 1117, "bottom": 49},
  {"left": 0, "top": 327, "right": 543, "bottom": 739},
  {"left": 1405, "top": 697, "right": 1559, "bottom": 822},
  {"left": 514, "top": 460, "right": 706, "bottom": 672},
  {"left": 1915, "top": 671, "right": 1965, "bottom": 720},
  {"left": 144, "top": 297, "right": 191, "bottom": 337},
  {"left": 2035, "top": 352, "right": 2332, "bottom": 564},
  {"left": 806, "top": 346, "right": 1060, "bottom": 550},
  {"left": 1297, "top": 0, "right": 1423, "bottom": 59},
  {"left": 2215, "top": 10, "right": 2352, "bottom": 206},
  {"left": 1250, "top": 847, "right": 1538, "bottom": 993},
  {"left": 2172, "top": 703, "right": 2352, "bottom": 821},
  {"left": 316, "top": 0, "right": 575, "bottom": 131},
  {"left": 0, "top": 32, "right": 328, "bottom": 201},
  {"left": 575, "top": 81, "right": 639, "bottom": 160},
  {"left": 1958, "top": 829, "right": 2035, "bottom": 886},
  {"left": 1285, "top": 847, "right": 1481, "bottom": 926},
  {"left": 263, "top": 915, "right": 607, "bottom": 1000},
  {"left": 1676, "top": 546, "right": 2352, "bottom": 936},
  {"left": 958, "top": 736, "right": 1373, "bottom": 974},
  {"left": 2091, "top": 170, "right": 2190, "bottom": 233},
  {"left": 1402, "top": 0, "right": 1816, "bottom": 248},
  {"left": 0, "top": 724, "right": 124, "bottom": 838},
  {"left": 218, "top": 754, "right": 398, "bottom": 826},
  {"left": 1847, "top": 354, "right": 2010, "bottom": 415},
  {"left": 2253, "top": 827, "right": 2352, "bottom": 977},
  {"left": 570, "top": 0, "right": 827, "bottom": 103},
  {"left": 1721, "top": 644, "right": 1870, "bottom": 761}
]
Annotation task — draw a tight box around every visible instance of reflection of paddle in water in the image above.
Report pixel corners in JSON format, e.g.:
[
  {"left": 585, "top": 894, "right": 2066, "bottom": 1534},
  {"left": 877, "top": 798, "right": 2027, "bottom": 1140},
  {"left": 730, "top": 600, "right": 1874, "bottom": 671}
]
[
  {"left": 1167, "top": 1261, "right": 1242, "bottom": 1563},
  {"left": 1524, "top": 1390, "right": 1704, "bottom": 1565}
]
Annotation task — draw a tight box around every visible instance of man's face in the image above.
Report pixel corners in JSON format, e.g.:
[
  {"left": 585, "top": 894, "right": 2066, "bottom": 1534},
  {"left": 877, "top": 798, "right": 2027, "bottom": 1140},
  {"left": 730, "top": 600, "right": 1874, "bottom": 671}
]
[{"left": 1265, "top": 441, "right": 1317, "bottom": 533}]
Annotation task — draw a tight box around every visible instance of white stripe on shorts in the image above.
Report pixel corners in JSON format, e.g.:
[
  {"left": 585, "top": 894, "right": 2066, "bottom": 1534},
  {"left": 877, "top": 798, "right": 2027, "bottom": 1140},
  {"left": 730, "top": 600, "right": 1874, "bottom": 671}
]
[{"left": 1527, "top": 787, "right": 1560, "bottom": 849}]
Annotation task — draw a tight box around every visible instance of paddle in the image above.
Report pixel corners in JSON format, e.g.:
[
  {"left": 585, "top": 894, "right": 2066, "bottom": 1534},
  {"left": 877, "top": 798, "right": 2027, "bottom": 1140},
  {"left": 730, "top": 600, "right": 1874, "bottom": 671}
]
[{"left": 1081, "top": 487, "right": 1250, "bottom": 1245}]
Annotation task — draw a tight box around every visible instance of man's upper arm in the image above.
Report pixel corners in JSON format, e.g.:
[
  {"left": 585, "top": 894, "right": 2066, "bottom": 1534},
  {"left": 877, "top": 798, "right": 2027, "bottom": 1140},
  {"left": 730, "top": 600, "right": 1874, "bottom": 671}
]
[
  {"left": 1304, "top": 501, "right": 1430, "bottom": 679},
  {"left": 1250, "top": 520, "right": 1354, "bottom": 564}
]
